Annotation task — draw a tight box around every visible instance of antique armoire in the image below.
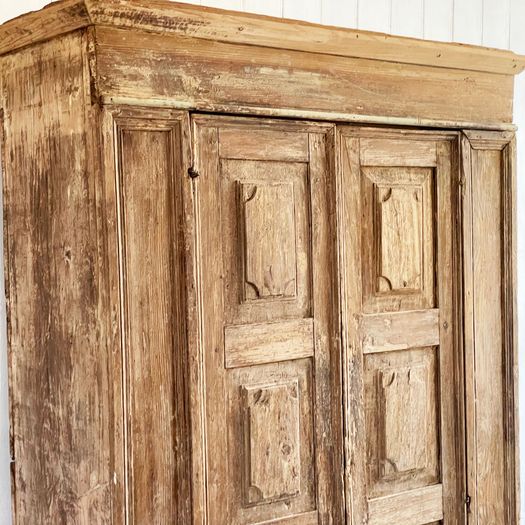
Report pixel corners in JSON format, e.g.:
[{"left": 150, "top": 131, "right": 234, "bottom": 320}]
[{"left": 0, "top": 1, "right": 523, "bottom": 524}]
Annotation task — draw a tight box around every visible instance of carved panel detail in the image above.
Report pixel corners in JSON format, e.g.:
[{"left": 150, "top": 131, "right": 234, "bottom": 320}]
[
  {"left": 362, "top": 167, "right": 434, "bottom": 313},
  {"left": 378, "top": 364, "right": 428, "bottom": 478},
  {"left": 376, "top": 185, "right": 423, "bottom": 293},
  {"left": 240, "top": 181, "right": 297, "bottom": 301},
  {"left": 365, "top": 347, "right": 439, "bottom": 498},
  {"left": 242, "top": 380, "right": 301, "bottom": 506}
]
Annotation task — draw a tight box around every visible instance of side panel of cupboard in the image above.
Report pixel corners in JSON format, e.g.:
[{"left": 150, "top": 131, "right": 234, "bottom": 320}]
[
  {"left": 338, "top": 128, "right": 466, "bottom": 525},
  {"left": 0, "top": 32, "right": 116, "bottom": 523}
]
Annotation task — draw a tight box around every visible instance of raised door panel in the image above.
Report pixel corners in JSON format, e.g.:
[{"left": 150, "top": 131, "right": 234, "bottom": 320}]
[
  {"left": 362, "top": 166, "right": 434, "bottom": 312},
  {"left": 339, "top": 128, "right": 465, "bottom": 525},
  {"left": 194, "top": 117, "right": 343, "bottom": 525},
  {"left": 106, "top": 109, "right": 192, "bottom": 524}
]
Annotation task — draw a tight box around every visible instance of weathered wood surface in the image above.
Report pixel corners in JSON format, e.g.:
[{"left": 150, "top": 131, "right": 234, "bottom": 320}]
[
  {"left": 94, "top": 26, "right": 515, "bottom": 128},
  {"left": 0, "top": 3, "right": 520, "bottom": 524},
  {"left": 462, "top": 130, "right": 519, "bottom": 524},
  {"left": 0, "top": 31, "right": 114, "bottom": 523},
  {"left": 0, "top": 1, "right": 521, "bottom": 129},
  {"left": 111, "top": 110, "right": 192, "bottom": 523},
  {"left": 0, "top": 0, "right": 90, "bottom": 57},
  {"left": 1, "top": 0, "right": 525, "bottom": 77},
  {"left": 193, "top": 116, "right": 344, "bottom": 524},
  {"left": 338, "top": 128, "right": 465, "bottom": 525}
]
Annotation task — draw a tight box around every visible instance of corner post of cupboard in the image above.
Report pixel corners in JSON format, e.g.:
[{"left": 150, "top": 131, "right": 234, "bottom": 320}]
[{"left": 461, "top": 129, "right": 519, "bottom": 524}]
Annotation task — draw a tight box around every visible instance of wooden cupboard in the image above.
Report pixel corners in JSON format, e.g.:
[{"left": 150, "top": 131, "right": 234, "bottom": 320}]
[{"left": 0, "top": 1, "right": 523, "bottom": 524}]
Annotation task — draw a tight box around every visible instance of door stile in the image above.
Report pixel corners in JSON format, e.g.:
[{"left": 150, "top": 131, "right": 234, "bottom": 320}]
[{"left": 337, "top": 134, "right": 367, "bottom": 525}]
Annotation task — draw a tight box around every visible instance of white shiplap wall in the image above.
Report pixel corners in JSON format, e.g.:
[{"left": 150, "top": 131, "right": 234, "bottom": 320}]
[{"left": 0, "top": 0, "right": 524, "bottom": 523}]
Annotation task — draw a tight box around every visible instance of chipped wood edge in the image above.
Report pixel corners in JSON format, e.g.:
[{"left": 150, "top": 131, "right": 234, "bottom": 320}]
[
  {"left": 1, "top": 0, "right": 525, "bottom": 76},
  {"left": 0, "top": 0, "right": 90, "bottom": 57}
]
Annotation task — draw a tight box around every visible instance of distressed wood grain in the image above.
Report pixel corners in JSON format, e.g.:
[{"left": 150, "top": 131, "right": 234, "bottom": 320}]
[
  {"left": 0, "top": 31, "right": 113, "bottom": 524},
  {"left": 94, "top": 26, "right": 516, "bottom": 128}
]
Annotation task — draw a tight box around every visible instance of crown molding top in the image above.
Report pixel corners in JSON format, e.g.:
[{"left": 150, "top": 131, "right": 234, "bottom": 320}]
[{"left": 1, "top": 0, "right": 525, "bottom": 76}]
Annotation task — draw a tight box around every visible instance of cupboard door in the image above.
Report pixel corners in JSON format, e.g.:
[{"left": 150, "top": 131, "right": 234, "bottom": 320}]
[
  {"left": 339, "top": 129, "right": 465, "bottom": 525},
  {"left": 193, "top": 117, "right": 343, "bottom": 525}
]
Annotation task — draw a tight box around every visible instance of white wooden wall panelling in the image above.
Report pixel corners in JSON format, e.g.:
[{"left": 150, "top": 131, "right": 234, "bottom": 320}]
[
  {"left": 391, "top": 0, "right": 424, "bottom": 37},
  {"left": 423, "top": 0, "right": 453, "bottom": 41},
  {"left": 322, "top": 0, "right": 358, "bottom": 28},
  {"left": 453, "top": 0, "right": 483, "bottom": 44},
  {"left": 482, "top": 0, "right": 511, "bottom": 49},
  {"left": 244, "top": 0, "right": 283, "bottom": 17},
  {"left": 357, "top": 0, "right": 391, "bottom": 33},
  {"left": 283, "top": 0, "right": 321, "bottom": 22},
  {"left": 201, "top": 0, "right": 241, "bottom": 9}
]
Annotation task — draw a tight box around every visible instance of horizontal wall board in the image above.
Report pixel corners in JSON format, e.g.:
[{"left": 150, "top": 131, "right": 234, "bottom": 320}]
[{"left": 94, "top": 26, "right": 515, "bottom": 127}]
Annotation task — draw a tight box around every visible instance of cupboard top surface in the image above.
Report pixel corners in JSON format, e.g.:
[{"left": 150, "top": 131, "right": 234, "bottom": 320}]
[{"left": 0, "top": 0, "right": 524, "bottom": 76}]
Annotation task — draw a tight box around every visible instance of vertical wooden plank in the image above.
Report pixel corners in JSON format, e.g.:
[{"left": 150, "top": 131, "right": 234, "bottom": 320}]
[
  {"left": 391, "top": 0, "right": 424, "bottom": 37},
  {"left": 1, "top": 31, "right": 113, "bottom": 524},
  {"left": 357, "top": 0, "right": 391, "bottom": 33},
  {"left": 453, "top": 0, "right": 483, "bottom": 45},
  {"left": 436, "top": 139, "right": 465, "bottom": 525},
  {"left": 194, "top": 124, "right": 229, "bottom": 524},
  {"left": 482, "top": 0, "right": 511, "bottom": 49},
  {"left": 0, "top": 116, "right": 10, "bottom": 525},
  {"left": 100, "top": 105, "right": 127, "bottom": 525},
  {"left": 283, "top": 0, "right": 321, "bottom": 23},
  {"left": 424, "top": 0, "right": 453, "bottom": 41},
  {"left": 321, "top": 0, "right": 358, "bottom": 28},
  {"left": 462, "top": 133, "right": 521, "bottom": 524},
  {"left": 472, "top": 148, "right": 506, "bottom": 524},
  {"left": 338, "top": 133, "right": 368, "bottom": 524},
  {"left": 463, "top": 132, "right": 519, "bottom": 525},
  {"left": 308, "top": 129, "right": 345, "bottom": 523},
  {"left": 243, "top": 0, "right": 282, "bottom": 17},
  {"left": 502, "top": 138, "right": 519, "bottom": 525},
  {"left": 461, "top": 135, "right": 478, "bottom": 525},
  {"left": 115, "top": 114, "right": 191, "bottom": 524}
]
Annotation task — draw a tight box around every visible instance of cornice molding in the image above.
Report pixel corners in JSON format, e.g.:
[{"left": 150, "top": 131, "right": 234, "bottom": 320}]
[{"left": 1, "top": 0, "right": 525, "bottom": 77}]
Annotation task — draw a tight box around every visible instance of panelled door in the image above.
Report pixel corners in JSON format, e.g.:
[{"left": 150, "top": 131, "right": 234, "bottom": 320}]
[
  {"left": 193, "top": 116, "right": 344, "bottom": 524},
  {"left": 338, "top": 128, "right": 465, "bottom": 525}
]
